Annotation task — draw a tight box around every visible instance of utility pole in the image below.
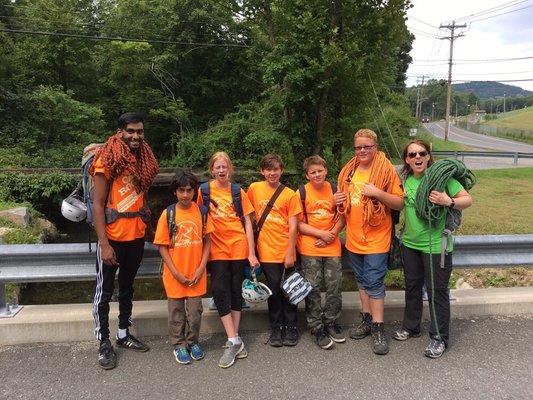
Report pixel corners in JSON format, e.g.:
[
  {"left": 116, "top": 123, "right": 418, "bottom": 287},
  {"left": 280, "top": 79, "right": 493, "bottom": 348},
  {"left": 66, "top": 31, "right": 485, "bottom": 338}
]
[
  {"left": 440, "top": 21, "right": 466, "bottom": 141},
  {"left": 415, "top": 77, "right": 420, "bottom": 119},
  {"left": 418, "top": 75, "right": 426, "bottom": 119},
  {"left": 503, "top": 93, "right": 506, "bottom": 113}
]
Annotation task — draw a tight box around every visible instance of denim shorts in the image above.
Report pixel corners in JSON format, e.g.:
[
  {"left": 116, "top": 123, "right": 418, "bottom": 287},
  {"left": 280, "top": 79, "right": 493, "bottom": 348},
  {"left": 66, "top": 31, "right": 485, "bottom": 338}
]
[{"left": 346, "top": 250, "right": 388, "bottom": 299}]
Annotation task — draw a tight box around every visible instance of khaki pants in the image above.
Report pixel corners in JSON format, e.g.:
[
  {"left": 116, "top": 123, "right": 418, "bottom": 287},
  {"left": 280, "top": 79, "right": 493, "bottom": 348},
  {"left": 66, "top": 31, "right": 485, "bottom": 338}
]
[{"left": 167, "top": 297, "right": 203, "bottom": 348}]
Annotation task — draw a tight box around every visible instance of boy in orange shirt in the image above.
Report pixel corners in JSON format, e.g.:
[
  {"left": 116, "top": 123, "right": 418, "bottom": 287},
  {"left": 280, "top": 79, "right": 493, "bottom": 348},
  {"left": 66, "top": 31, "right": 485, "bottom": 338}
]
[
  {"left": 334, "top": 129, "right": 403, "bottom": 355},
  {"left": 297, "top": 156, "right": 345, "bottom": 350},
  {"left": 154, "top": 170, "right": 213, "bottom": 365},
  {"left": 247, "top": 154, "right": 302, "bottom": 347}
]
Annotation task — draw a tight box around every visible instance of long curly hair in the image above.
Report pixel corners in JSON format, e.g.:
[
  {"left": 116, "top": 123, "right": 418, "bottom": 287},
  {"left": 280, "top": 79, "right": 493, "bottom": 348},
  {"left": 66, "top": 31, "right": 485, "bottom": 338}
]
[{"left": 90, "top": 131, "right": 159, "bottom": 193}]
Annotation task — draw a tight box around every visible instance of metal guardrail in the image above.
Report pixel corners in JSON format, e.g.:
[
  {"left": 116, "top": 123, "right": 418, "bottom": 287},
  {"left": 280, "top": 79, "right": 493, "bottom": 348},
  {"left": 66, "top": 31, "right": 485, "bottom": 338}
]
[
  {"left": 1, "top": 235, "right": 533, "bottom": 316},
  {"left": 432, "top": 150, "right": 533, "bottom": 165}
]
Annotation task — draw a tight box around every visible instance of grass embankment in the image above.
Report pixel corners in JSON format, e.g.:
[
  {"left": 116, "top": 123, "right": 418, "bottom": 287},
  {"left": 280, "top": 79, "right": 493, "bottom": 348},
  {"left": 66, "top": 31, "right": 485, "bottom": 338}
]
[
  {"left": 383, "top": 167, "right": 533, "bottom": 290},
  {"left": 484, "top": 107, "right": 533, "bottom": 130}
]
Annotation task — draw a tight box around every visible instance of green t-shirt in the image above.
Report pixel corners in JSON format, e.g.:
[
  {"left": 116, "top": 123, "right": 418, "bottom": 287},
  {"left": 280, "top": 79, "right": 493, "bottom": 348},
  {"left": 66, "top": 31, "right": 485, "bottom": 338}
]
[{"left": 402, "top": 175, "right": 463, "bottom": 254}]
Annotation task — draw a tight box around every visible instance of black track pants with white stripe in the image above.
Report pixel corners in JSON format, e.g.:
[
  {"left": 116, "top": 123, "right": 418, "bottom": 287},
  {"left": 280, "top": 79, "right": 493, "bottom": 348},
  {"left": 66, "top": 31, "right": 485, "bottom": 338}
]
[{"left": 92, "top": 238, "right": 144, "bottom": 341}]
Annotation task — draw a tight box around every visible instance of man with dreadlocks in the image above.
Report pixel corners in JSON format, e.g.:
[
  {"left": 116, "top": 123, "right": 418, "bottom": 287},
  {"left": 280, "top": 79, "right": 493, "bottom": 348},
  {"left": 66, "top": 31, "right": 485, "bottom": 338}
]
[
  {"left": 334, "top": 128, "right": 403, "bottom": 355},
  {"left": 91, "top": 112, "right": 159, "bottom": 370}
]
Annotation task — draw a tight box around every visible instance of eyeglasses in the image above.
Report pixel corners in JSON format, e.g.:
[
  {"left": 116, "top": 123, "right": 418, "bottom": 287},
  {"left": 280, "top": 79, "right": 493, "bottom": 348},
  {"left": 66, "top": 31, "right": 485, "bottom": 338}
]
[
  {"left": 124, "top": 128, "right": 144, "bottom": 135},
  {"left": 354, "top": 144, "right": 376, "bottom": 152},
  {"left": 407, "top": 151, "right": 428, "bottom": 159}
]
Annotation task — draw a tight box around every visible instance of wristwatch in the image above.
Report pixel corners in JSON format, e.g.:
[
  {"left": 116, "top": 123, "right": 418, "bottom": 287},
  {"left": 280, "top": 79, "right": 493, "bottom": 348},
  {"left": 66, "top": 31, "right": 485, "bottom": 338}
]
[{"left": 449, "top": 198, "right": 455, "bottom": 209}]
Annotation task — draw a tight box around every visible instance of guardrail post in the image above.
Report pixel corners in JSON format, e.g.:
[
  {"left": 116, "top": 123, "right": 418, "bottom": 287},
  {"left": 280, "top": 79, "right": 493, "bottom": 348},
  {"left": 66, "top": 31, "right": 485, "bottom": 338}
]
[
  {"left": 0, "top": 282, "right": 9, "bottom": 316},
  {"left": 514, "top": 152, "right": 518, "bottom": 165},
  {"left": 454, "top": 151, "right": 458, "bottom": 159}
]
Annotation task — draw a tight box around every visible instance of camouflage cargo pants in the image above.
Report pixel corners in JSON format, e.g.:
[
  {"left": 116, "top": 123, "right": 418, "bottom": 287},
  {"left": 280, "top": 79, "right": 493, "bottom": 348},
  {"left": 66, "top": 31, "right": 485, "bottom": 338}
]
[{"left": 300, "top": 255, "right": 343, "bottom": 331}]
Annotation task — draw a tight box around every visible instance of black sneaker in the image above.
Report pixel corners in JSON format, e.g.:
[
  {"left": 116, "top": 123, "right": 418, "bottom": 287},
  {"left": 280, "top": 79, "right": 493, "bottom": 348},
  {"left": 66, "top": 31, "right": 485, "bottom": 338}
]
[
  {"left": 325, "top": 322, "right": 346, "bottom": 343},
  {"left": 116, "top": 332, "right": 150, "bottom": 352},
  {"left": 424, "top": 337, "right": 446, "bottom": 359},
  {"left": 349, "top": 312, "right": 372, "bottom": 339},
  {"left": 267, "top": 328, "right": 283, "bottom": 347},
  {"left": 283, "top": 327, "right": 299, "bottom": 347},
  {"left": 313, "top": 328, "right": 334, "bottom": 350},
  {"left": 371, "top": 323, "right": 389, "bottom": 355},
  {"left": 98, "top": 339, "right": 117, "bottom": 370}
]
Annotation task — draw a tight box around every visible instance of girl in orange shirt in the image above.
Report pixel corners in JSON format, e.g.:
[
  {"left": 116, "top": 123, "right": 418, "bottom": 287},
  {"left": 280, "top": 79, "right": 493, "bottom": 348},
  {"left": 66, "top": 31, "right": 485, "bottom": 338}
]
[{"left": 198, "top": 151, "right": 259, "bottom": 368}]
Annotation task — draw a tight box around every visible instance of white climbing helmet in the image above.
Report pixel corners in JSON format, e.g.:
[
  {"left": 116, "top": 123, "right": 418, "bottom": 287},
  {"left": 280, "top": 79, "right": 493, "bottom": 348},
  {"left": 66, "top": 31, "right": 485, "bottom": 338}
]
[
  {"left": 242, "top": 271, "right": 272, "bottom": 304},
  {"left": 61, "top": 191, "right": 87, "bottom": 222}
]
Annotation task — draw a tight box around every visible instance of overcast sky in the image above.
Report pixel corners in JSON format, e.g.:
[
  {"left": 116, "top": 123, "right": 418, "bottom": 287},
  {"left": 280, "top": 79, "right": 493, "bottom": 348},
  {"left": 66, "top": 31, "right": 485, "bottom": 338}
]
[{"left": 406, "top": 0, "right": 533, "bottom": 91}]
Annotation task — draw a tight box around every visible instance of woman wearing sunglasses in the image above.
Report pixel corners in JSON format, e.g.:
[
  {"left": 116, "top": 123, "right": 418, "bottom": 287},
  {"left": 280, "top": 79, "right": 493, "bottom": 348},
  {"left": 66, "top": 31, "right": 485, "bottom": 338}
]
[{"left": 394, "top": 140, "right": 472, "bottom": 358}]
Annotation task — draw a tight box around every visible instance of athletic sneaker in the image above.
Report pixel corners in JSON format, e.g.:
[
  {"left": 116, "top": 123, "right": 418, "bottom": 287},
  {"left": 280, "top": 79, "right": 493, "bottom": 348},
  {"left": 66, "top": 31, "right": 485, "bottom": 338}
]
[
  {"left": 174, "top": 346, "right": 192, "bottom": 364},
  {"left": 98, "top": 339, "right": 117, "bottom": 370},
  {"left": 223, "top": 338, "right": 248, "bottom": 358},
  {"left": 325, "top": 323, "right": 346, "bottom": 343},
  {"left": 219, "top": 340, "right": 244, "bottom": 368},
  {"left": 371, "top": 322, "right": 389, "bottom": 355},
  {"left": 116, "top": 332, "right": 150, "bottom": 352},
  {"left": 283, "top": 327, "right": 299, "bottom": 347},
  {"left": 267, "top": 328, "right": 283, "bottom": 347},
  {"left": 349, "top": 312, "right": 372, "bottom": 339},
  {"left": 392, "top": 328, "right": 422, "bottom": 341},
  {"left": 189, "top": 343, "right": 205, "bottom": 361},
  {"left": 313, "top": 328, "right": 334, "bottom": 350},
  {"left": 424, "top": 338, "right": 446, "bottom": 359}
]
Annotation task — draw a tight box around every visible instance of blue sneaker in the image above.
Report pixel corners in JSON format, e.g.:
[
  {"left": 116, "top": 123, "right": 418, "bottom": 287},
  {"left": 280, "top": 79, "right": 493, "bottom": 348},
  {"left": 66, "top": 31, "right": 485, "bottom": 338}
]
[
  {"left": 189, "top": 343, "right": 205, "bottom": 361},
  {"left": 174, "top": 346, "right": 192, "bottom": 364}
]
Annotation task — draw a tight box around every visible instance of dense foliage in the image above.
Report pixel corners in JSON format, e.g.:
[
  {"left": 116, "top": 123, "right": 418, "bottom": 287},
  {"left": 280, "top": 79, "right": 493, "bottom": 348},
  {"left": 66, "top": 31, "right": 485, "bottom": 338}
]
[{"left": 1, "top": 0, "right": 415, "bottom": 175}]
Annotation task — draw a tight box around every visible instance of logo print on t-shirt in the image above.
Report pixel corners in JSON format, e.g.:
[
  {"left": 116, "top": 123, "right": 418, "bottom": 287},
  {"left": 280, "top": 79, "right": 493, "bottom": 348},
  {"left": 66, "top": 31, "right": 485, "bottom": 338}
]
[
  {"left": 310, "top": 200, "right": 333, "bottom": 219},
  {"left": 174, "top": 221, "right": 202, "bottom": 248},
  {"left": 116, "top": 175, "right": 141, "bottom": 212},
  {"left": 349, "top": 181, "right": 365, "bottom": 206},
  {"left": 210, "top": 199, "right": 235, "bottom": 220},
  {"left": 258, "top": 199, "right": 284, "bottom": 225}
]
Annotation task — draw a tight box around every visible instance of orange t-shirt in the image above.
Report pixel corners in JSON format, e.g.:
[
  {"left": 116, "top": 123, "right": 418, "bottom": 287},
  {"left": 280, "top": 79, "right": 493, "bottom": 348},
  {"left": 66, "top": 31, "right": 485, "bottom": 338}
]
[
  {"left": 92, "top": 157, "right": 146, "bottom": 241},
  {"left": 153, "top": 203, "right": 214, "bottom": 299},
  {"left": 197, "top": 181, "right": 254, "bottom": 260},
  {"left": 247, "top": 182, "right": 302, "bottom": 263},
  {"left": 345, "top": 167, "right": 403, "bottom": 254},
  {"left": 297, "top": 182, "right": 341, "bottom": 257}
]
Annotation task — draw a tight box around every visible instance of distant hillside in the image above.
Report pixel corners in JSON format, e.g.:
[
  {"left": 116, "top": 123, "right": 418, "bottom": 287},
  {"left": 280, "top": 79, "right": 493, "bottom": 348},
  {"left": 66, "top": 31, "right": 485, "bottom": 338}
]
[{"left": 452, "top": 81, "right": 532, "bottom": 99}]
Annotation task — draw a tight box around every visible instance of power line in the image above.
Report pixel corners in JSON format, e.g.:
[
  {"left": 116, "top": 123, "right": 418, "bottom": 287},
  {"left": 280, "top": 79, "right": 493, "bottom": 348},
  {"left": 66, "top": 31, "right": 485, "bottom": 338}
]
[
  {"left": 0, "top": 28, "right": 250, "bottom": 47},
  {"left": 406, "top": 15, "right": 440, "bottom": 29},
  {"left": 468, "top": 4, "right": 533, "bottom": 23},
  {"left": 453, "top": 0, "right": 529, "bottom": 22}
]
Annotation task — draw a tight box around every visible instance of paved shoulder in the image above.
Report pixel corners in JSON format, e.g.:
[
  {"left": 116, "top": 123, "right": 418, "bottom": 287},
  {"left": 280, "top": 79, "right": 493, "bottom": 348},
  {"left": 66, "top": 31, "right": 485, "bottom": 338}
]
[{"left": 1, "top": 316, "right": 532, "bottom": 400}]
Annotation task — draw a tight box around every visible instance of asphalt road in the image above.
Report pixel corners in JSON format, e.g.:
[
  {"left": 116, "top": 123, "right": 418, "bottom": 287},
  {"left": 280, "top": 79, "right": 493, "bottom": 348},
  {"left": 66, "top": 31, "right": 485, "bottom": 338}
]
[
  {"left": 1, "top": 315, "right": 532, "bottom": 400},
  {"left": 426, "top": 122, "right": 533, "bottom": 153}
]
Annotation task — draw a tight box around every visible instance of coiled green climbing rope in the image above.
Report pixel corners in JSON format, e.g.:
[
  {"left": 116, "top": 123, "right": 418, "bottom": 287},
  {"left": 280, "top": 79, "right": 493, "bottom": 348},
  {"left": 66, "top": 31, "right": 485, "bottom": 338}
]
[{"left": 415, "top": 158, "right": 476, "bottom": 222}]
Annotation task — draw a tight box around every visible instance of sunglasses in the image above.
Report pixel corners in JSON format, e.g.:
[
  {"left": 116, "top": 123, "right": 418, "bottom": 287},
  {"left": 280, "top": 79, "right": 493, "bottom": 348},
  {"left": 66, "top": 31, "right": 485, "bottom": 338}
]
[{"left": 407, "top": 151, "right": 428, "bottom": 159}]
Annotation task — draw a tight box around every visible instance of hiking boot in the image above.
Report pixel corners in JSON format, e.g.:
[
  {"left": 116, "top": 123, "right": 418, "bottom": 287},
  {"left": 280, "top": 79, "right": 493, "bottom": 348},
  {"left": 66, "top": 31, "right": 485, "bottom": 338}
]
[
  {"left": 174, "top": 346, "right": 192, "bottom": 364},
  {"left": 349, "top": 312, "right": 372, "bottom": 339},
  {"left": 371, "top": 323, "right": 389, "bottom": 355},
  {"left": 267, "top": 328, "right": 283, "bottom": 347},
  {"left": 116, "top": 332, "right": 150, "bottom": 352},
  {"left": 218, "top": 340, "right": 244, "bottom": 368},
  {"left": 424, "top": 337, "right": 446, "bottom": 359},
  {"left": 313, "top": 328, "right": 334, "bottom": 350},
  {"left": 325, "top": 322, "right": 346, "bottom": 343},
  {"left": 98, "top": 339, "right": 117, "bottom": 370},
  {"left": 189, "top": 343, "right": 205, "bottom": 361},
  {"left": 392, "top": 328, "right": 422, "bottom": 341}
]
